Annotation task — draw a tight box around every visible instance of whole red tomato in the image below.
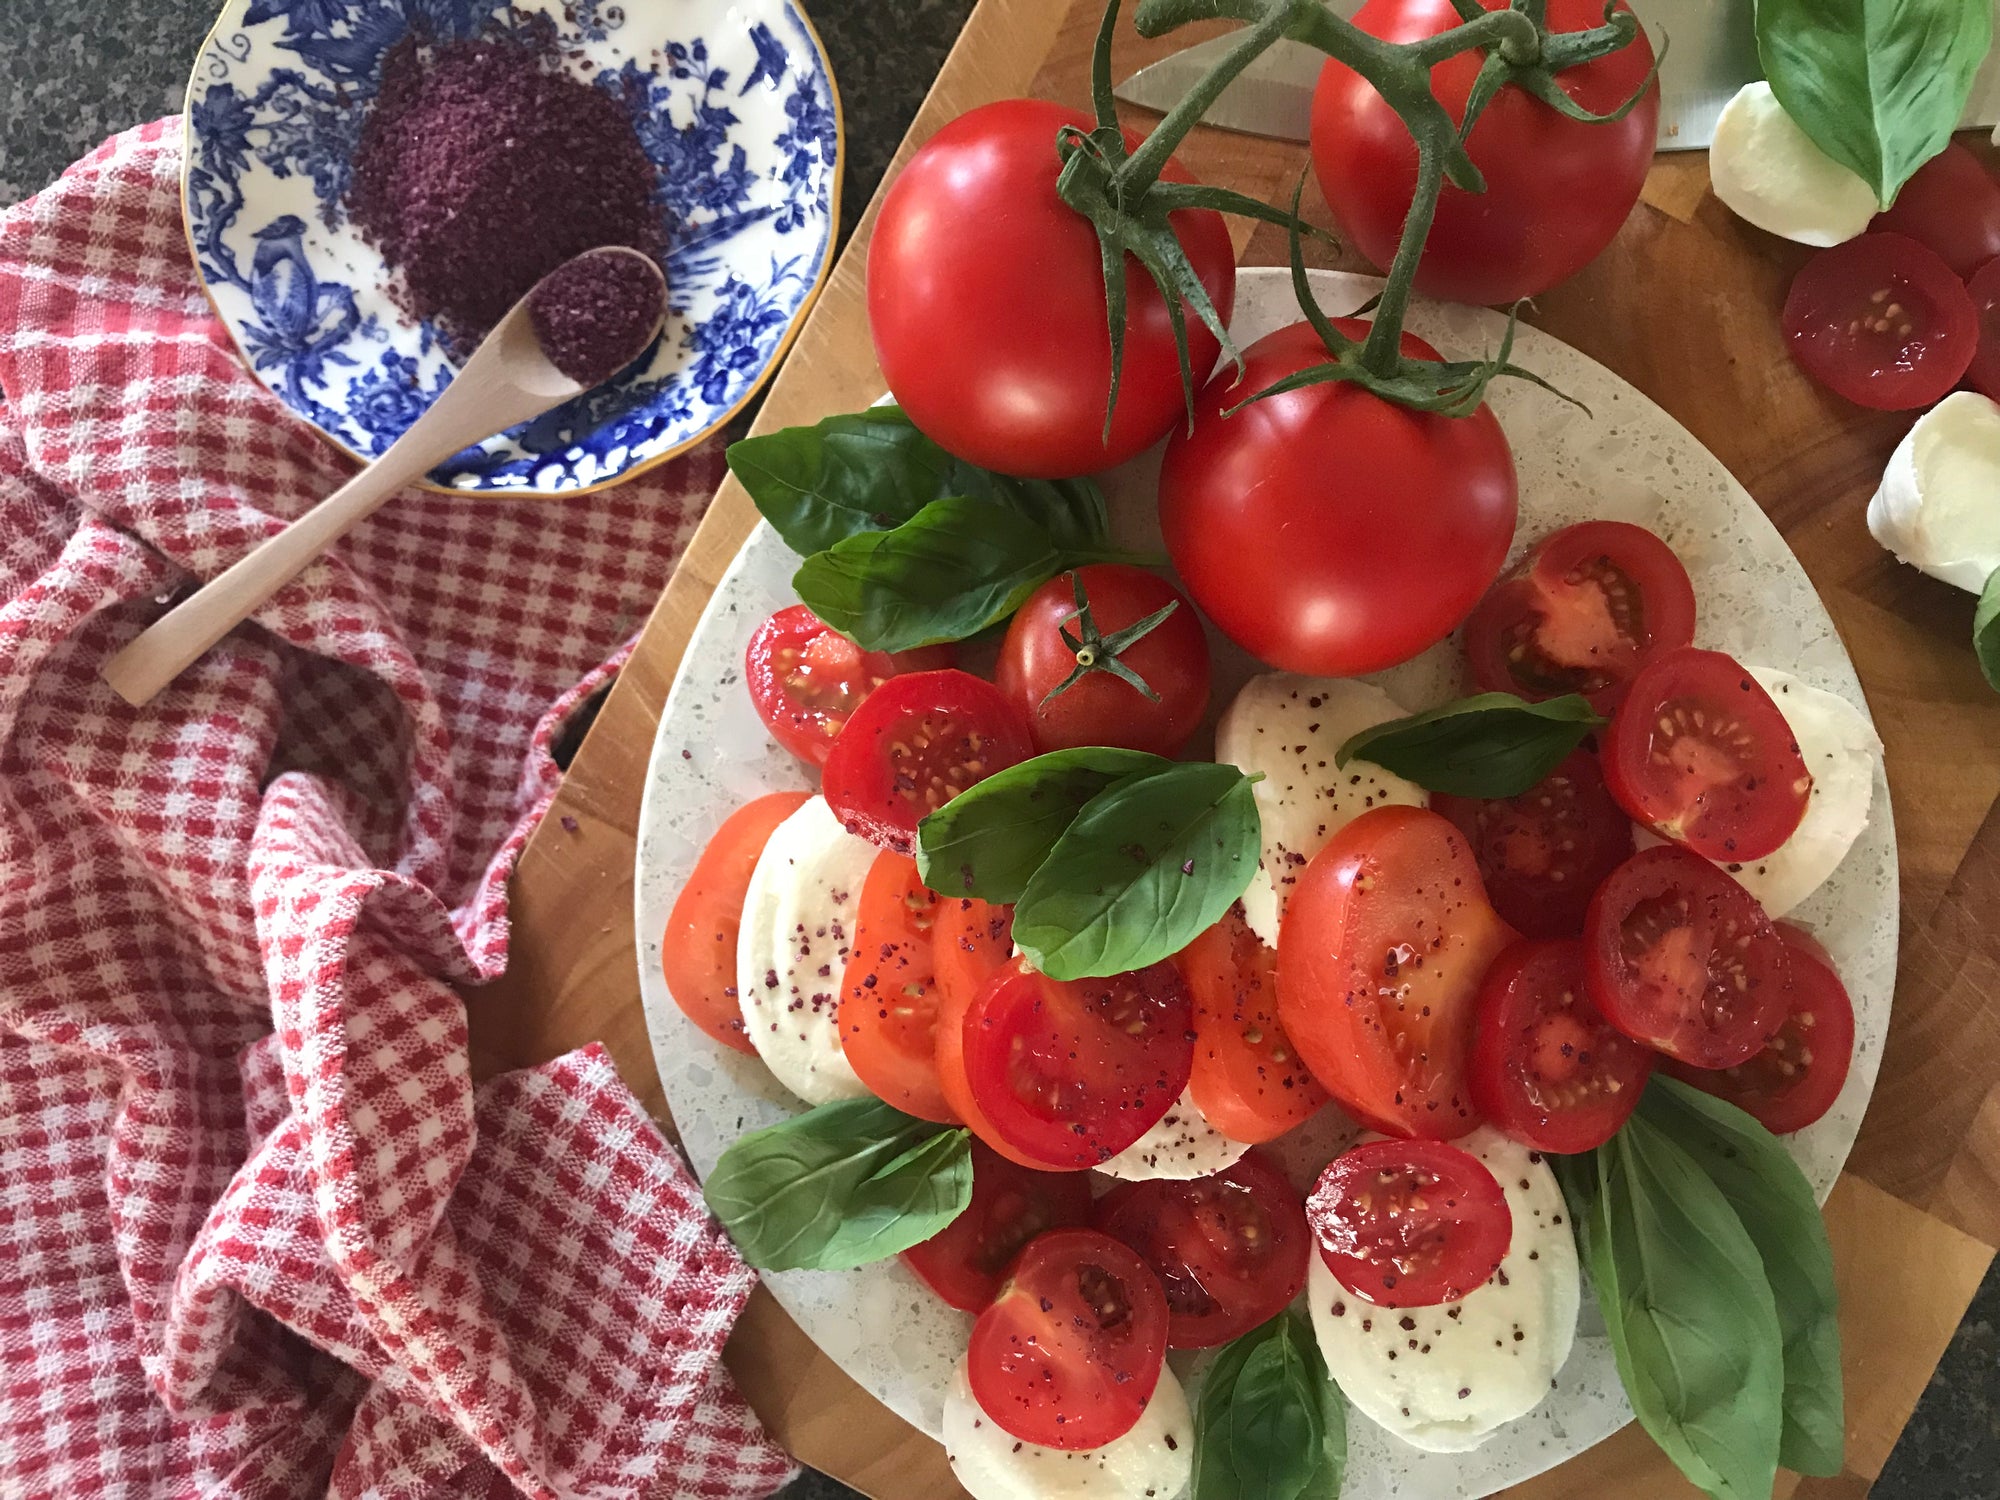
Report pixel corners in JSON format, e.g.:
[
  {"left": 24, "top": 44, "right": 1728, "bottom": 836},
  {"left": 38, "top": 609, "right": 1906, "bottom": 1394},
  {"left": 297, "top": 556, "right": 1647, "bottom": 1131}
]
[
  {"left": 867, "top": 98, "right": 1235, "bottom": 479},
  {"left": 1311, "top": 0, "right": 1659, "bottom": 306},
  {"left": 1158, "top": 318, "right": 1517, "bottom": 676}
]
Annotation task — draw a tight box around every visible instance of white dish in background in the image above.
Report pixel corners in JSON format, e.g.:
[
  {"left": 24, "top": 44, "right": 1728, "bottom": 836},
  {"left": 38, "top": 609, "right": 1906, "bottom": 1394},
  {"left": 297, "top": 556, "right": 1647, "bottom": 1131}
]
[{"left": 631, "top": 267, "right": 1897, "bottom": 1498}]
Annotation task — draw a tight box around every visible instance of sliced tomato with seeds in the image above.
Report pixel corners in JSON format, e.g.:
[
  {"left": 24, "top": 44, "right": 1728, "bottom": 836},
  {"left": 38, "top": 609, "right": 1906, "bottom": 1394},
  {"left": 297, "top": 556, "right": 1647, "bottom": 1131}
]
[
  {"left": 1434, "top": 748, "right": 1635, "bottom": 939},
  {"left": 836, "top": 853, "right": 959, "bottom": 1123},
  {"left": 967, "top": 1227, "right": 1169, "bottom": 1450},
  {"left": 1584, "top": 845, "right": 1792, "bottom": 1068},
  {"left": 933, "top": 893, "right": 1015, "bottom": 1014},
  {"left": 934, "top": 936, "right": 1070, "bottom": 1171},
  {"left": 1604, "top": 647, "right": 1812, "bottom": 863},
  {"left": 1463, "top": 522, "right": 1697, "bottom": 713},
  {"left": 1307, "top": 1138, "right": 1512, "bottom": 1308},
  {"left": 822, "top": 669, "right": 1033, "bottom": 854},
  {"left": 745, "top": 605, "right": 952, "bottom": 766},
  {"left": 901, "top": 1141, "right": 1093, "bottom": 1310},
  {"left": 1469, "top": 938, "right": 1652, "bottom": 1153},
  {"left": 1174, "top": 908, "right": 1327, "bottom": 1142},
  {"left": 1782, "top": 232, "right": 1978, "bottom": 411}
]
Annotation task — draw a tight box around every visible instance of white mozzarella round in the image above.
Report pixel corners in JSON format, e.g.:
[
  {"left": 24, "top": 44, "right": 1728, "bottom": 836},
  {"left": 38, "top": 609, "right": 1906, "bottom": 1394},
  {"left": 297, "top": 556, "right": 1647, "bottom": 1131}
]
[
  {"left": 1866, "top": 390, "right": 2000, "bottom": 594},
  {"left": 943, "top": 1359, "right": 1193, "bottom": 1500},
  {"left": 1709, "top": 82, "right": 1877, "bottom": 246},
  {"left": 1308, "top": 1127, "right": 1579, "bottom": 1454},
  {"left": 735, "top": 795, "right": 874, "bottom": 1105},
  {"left": 1094, "top": 1087, "right": 1250, "bottom": 1182},
  {"left": 1215, "top": 674, "right": 1429, "bottom": 948}
]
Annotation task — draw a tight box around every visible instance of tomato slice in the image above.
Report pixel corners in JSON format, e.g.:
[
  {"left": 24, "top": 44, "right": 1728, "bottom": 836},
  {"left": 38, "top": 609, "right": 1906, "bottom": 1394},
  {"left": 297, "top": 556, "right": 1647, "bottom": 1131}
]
[
  {"left": 1174, "top": 908, "right": 1327, "bottom": 1142},
  {"left": 1468, "top": 938, "right": 1652, "bottom": 1153},
  {"left": 1091, "top": 1149, "right": 1312, "bottom": 1348},
  {"left": 1869, "top": 143, "right": 2000, "bottom": 280},
  {"left": 967, "top": 1227, "right": 1169, "bottom": 1450},
  {"left": 1277, "top": 806, "right": 1518, "bottom": 1140},
  {"left": 822, "top": 669, "right": 1033, "bottom": 854},
  {"left": 1584, "top": 845, "right": 1792, "bottom": 1068},
  {"left": 960, "top": 957, "right": 1194, "bottom": 1169},
  {"left": 745, "top": 605, "right": 952, "bottom": 766},
  {"left": 1604, "top": 647, "right": 1812, "bottom": 863},
  {"left": 1306, "top": 1138, "right": 1511, "bottom": 1308},
  {"left": 902, "top": 1141, "right": 1093, "bottom": 1311},
  {"left": 660, "top": 792, "right": 811, "bottom": 1053},
  {"left": 1662, "top": 922, "right": 1854, "bottom": 1134},
  {"left": 934, "top": 911, "right": 1068, "bottom": 1171},
  {"left": 1463, "top": 521, "right": 1697, "bottom": 713},
  {"left": 1433, "top": 748, "right": 1635, "bottom": 940},
  {"left": 1966, "top": 256, "right": 2000, "bottom": 403},
  {"left": 837, "top": 853, "right": 959, "bottom": 1123},
  {"left": 1782, "top": 232, "right": 1978, "bottom": 411}
]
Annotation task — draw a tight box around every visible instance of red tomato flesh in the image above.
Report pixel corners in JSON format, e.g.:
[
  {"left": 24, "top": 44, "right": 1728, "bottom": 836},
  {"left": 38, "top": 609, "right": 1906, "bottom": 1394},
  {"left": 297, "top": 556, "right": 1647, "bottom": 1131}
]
[
  {"left": 1175, "top": 908, "right": 1329, "bottom": 1143},
  {"left": 1782, "top": 232, "right": 1978, "bottom": 411},
  {"left": 967, "top": 1227, "right": 1169, "bottom": 1449},
  {"left": 745, "top": 605, "right": 951, "bottom": 766},
  {"left": 1307, "top": 1138, "right": 1512, "bottom": 1308},
  {"left": 837, "top": 853, "right": 960, "bottom": 1123},
  {"left": 934, "top": 921, "right": 1069, "bottom": 1172},
  {"left": 902, "top": 1142, "right": 1093, "bottom": 1311},
  {"left": 1965, "top": 256, "right": 2000, "bottom": 403},
  {"left": 1870, "top": 143, "right": 2000, "bottom": 279},
  {"left": 1092, "top": 1150, "right": 1312, "bottom": 1348}
]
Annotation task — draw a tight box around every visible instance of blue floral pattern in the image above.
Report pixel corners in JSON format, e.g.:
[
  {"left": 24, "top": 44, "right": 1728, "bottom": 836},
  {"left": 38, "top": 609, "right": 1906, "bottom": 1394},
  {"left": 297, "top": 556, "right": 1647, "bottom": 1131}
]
[{"left": 185, "top": 0, "right": 839, "bottom": 493}]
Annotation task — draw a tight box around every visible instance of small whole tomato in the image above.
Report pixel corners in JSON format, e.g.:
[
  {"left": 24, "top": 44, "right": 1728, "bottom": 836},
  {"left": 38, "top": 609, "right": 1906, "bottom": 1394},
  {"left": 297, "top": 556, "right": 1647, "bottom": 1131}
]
[{"left": 994, "top": 565, "right": 1212, "bottom": 756}]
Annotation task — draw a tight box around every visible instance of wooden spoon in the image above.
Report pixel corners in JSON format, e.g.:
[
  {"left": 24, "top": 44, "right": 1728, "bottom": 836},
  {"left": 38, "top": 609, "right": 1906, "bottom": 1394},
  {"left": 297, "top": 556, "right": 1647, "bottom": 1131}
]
[{"left": 101, "top": 247, "right": 667, "bottom": 707}]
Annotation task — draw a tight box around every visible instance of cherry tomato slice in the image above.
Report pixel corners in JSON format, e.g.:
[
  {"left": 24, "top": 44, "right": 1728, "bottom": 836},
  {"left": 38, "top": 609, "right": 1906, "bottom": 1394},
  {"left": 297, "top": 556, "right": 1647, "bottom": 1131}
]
[
  {"left": 961, "top": 957, "right": 1194, "bottom": 1169},
  {"left": 1307, "top": 1138, "right": 1512, "bottom": 1308},
  {"left": 1174, "top": 908, "right": 1328, "bottom": 1143},
  {"left": 1277, "top": 806, "right": 1518, "bottom": 1140},
  {"left": 967, "top": 1227, "right": 1169, "bottom": 1450},
  {"left": 1434, "top": 748, "right": 1635, "bottom": 939},
  {"left": 822, "top": 669, "right": 1033, "bottom": 854},
  {"left": 1463, "top": 521, "right": 1697, "bottom": 713},
  {"left": 902, "top": 1142, "right": 1093, "bottom": 1311},
  {"left": 837, "top": 853, "right": 959, "bottom": 1122},
  {"left": 661, "top": 792, "right": 811, "bottom": 1053},
  {"left": 1869, "top": 143, "right": 2000, "bottom": 279},
  {"left": 1782, "top": 232, "right": 1978, "bottom": 411},
  {"left": 1469, "top": 938, "right": 1652, "bottom": 1153},
  {"left": 933, "top": 904, "right": 1066, "bottom": 1171},
  {"left": 1604, "top": 647, "right": 1812, "bottom": 864},
  {"left": 1662, "top": 922, "right": 1854, "bottom": 1134},
  {"left": 1965, "top": 256, "right": 2000, "bottom": 403},
  {"left": 1092, "top": 1150, "right": 1312, "bottom": 1348},
  {"left": 1584, "top": 845, "right": 1792, "bottom": 1068},
  {"left": 745, "top": 605, "right": 952, "bottom": 766}
]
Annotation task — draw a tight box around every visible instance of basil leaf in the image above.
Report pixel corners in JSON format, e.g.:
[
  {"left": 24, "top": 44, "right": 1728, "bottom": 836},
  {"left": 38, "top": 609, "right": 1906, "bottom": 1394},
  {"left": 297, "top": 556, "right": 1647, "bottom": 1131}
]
[
  {"left": 1756, "top": 0, "right": 1993, "bottom": 207},
  {"left": 702, "top": 1098, "right": 972, "bottom": 1271},
  {"left": 1578, "top": 1107, "right": 1785, "bottom": 1500},
  {"left": 1644, "top": 1079, "right": 1844, "bottom": 1476},
  {"left": 1977, "top": 567, "right": 2000, "bottom": 692},
  {"left": 1006, "top": 475, "right": 1113, "bottom": 554},
  {"left": 1013, "top": 761, "right": 1261, "bottom": 981},
  {"left": 1193, "top": 1313, "right": 1344, "bottom": 1500},
  {"left": 1335, "top": 691, "right": 1606, "bottom": 798},
  {"left": 915, "top": 747, "right": 1170, "bottom": 903}
]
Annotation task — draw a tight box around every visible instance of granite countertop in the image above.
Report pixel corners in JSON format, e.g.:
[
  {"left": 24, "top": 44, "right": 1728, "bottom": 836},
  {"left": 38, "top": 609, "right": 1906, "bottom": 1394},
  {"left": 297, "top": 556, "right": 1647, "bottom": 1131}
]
[{"left": 3, "top": 2, "right": 1993, "bottom": 1496}]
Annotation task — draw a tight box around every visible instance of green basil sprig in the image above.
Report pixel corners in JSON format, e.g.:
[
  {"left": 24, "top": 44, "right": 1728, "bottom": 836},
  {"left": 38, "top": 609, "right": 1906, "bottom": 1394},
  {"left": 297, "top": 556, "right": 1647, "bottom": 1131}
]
[
  {"left": 1755, "top": 0, "right": 1993, "bottom": 208},
  {"left": 702, "top": 1098, "right": 972, "bottom": 1272},
  {"left": 1976, "top": 567, "right": 2000, "bottom": 693},
  {"left": 1335, "top": 691, "right": 1605, "bottom": 798},
  {"left": 1192, "top": 1311, "right": 1345, "bottom": 1500}
]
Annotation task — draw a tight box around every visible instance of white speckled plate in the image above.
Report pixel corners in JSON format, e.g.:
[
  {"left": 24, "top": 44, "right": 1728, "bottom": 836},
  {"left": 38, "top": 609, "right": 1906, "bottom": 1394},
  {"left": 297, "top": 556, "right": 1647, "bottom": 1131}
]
[{"left": 632, "top": 268, "right": 1896, "bottom": 1498}]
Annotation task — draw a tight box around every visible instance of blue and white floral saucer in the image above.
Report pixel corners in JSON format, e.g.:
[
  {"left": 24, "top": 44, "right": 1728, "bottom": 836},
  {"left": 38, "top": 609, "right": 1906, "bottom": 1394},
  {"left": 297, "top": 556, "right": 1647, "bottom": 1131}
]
[{"left": 183, "top": 0, "right": 842, "bottom": 496}]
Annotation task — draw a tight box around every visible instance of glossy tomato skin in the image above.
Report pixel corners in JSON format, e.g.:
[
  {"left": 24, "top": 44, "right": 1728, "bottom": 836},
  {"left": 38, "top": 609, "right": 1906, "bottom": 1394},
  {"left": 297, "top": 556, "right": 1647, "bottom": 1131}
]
[
  {"left": 934, "top": 918, "right": 1068, "bottom": 1171},
  {"left": 1967, "top": 257, "right": 2000, "bottom": 402},
  {"left": 837, "top": 853, "right": 960, "bottom": 1123},
  {"left": 1092, "top": 1150, "right": 1312, "bottom": 1348},
  {"left": 995, "top": 566, "right": 1212, "bottom": 756},
  {"left": 745, "top": 605, "right": 953, "bottom": 766},
  {"left": 1783, "top": 232, "right": 1978, "bottom": 411},
  {"left": 1311, "top": 0, "right": 1659, "bottom": 305},
  {"left": 1160, "top": 319, "right": 1518, "bottom": 676},
  {"left": 868, "top": 99, "right": 1234, "bottom": 478},
  {"left": 967, "top": 1227, "right": 1170, "bottom": 1449},
  {"left": 1306, "top": 1138, "right": 1512, "bottom": 1307},
  {"left": 902, "top": 1142, "right": 1093, "bottom": 1311},
  {"left": 1277, "top": 806, "right": 1519, "bottom": 1139},
  {"left": 1174, "top": 908, "right": 1328, "bottom": 1142},
  {"left": 1870, "top": 143, "right": 2000, "bottom": 279}
]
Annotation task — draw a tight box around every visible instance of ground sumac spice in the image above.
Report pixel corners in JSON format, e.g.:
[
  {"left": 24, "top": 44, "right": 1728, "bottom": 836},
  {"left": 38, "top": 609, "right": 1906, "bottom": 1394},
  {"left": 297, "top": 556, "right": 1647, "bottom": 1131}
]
[
  {"left": 529, "top": 249, "right": 665, "bottom": 386},
  {"left": 347, "top": 31, "right": 662, "bottom": 350}
]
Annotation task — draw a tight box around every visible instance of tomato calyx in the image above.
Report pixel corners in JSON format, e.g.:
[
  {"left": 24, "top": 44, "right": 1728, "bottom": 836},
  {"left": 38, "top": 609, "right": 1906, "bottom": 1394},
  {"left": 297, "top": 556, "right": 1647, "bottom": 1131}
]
[{"left": 1038, "top": 571, "right": 1181, "bottom": 709}]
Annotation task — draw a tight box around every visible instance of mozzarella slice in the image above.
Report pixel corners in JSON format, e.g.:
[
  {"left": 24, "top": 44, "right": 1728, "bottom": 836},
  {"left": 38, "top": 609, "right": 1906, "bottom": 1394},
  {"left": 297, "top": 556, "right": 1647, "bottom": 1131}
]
[
  {"left": 1216, "top": 674, "right": 1429, "bottom": 948},
  {"left": 735, "top": 795, "right": 873, "bottom": 1105},
  {"left": 944, "top": 1359, "right": 1193, "bottom": 1500},
  {"left": 1866, "top": 390, "right": 2000, "bottom": 594},
  {"left": 1309, "top": 1127, "right": 1579, "bottom": 1454},
  {"left": 1094, "top": 1087, "right": 1250, "bottom": 1182},
  {"left": 1709, "top": 82, "right": 1877, "bottom": 246}
]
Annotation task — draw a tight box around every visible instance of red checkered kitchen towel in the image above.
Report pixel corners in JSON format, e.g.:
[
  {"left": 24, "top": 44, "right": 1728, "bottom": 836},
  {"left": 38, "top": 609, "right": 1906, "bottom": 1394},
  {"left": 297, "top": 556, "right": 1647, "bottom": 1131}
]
[{"left": 0, "top": 119, "right": 798, "bottom": 1499}]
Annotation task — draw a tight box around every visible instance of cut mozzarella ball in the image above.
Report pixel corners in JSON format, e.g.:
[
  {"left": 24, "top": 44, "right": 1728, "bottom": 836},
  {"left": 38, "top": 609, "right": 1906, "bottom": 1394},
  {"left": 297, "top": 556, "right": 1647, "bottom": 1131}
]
[
  {"left": 1309, "top": 1127, "right": 1579, "bottom": 1454},
  {"left": 1094, "top": 1087, "right": 1250, "bottom": 1182},
  {"left": 1866, "top": 390, "right": 2000, "bottom": 594},
  {"left": 1709, "top": 82, "right": 1877, "bottom": 247},
  {"left": 735, "top": 795, "right": 873, "bottom": 1105},
  {"left": 944, "top": 1359, "right": 1193, "bottom": 1500},
  {"left": 1216, "top": 674, "right": 1428, "bottom": 948}
]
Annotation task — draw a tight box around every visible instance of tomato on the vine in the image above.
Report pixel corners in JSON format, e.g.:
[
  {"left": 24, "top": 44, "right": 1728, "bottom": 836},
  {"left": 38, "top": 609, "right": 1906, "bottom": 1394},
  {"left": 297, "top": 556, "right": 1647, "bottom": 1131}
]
[{"left": 744, "top": 605, "right": 951, "bottom": 767}]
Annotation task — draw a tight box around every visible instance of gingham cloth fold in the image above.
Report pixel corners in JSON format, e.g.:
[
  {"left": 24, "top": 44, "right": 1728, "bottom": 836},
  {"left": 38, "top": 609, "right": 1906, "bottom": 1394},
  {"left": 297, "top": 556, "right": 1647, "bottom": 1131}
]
[{"left": 0, "top": 119, "right": 797, "bottom": 1500}]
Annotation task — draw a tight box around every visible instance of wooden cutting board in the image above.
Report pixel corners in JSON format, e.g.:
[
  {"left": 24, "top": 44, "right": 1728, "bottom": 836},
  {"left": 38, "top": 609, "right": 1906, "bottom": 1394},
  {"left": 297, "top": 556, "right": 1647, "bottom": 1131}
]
[{"left": 463, "top": 0, "right": 2000, "bottom": 1494}]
